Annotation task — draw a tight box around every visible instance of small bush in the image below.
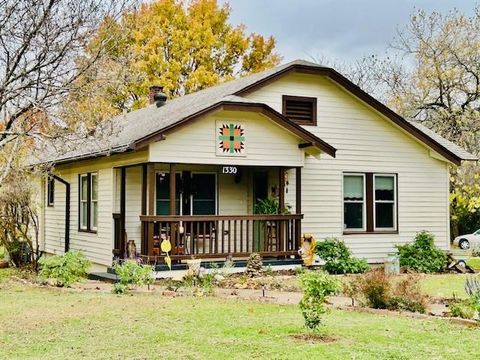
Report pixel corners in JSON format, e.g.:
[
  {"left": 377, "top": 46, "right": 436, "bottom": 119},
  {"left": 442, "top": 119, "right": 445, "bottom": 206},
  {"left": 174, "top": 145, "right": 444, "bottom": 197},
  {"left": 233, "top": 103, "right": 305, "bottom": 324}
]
[
  {"left": 299, "top": 271, "right": 341, "bottom": 332},
  {"left": 387, "top": 296, "right": 426, "bottom": 313},
  {"left": 342, "top": 277, "right": 361, "bottom": 306},
  {"left": 396, "top": 231, "right": 446, "bottom": 273},
  {"left": 113, "top": 260, "right": 154, "bottom": 294},
  {"left": 389, "top": 275, "right": 428, "bottom": 313},
  {"left": 39, "top": 251, "right": 91, "bottom": 287},
  {"left": 358, "top": 269, "right": 392, "bottom": 309},
  {"left": 357, "top": 270, "right": 428, "bottom": 313},
  {"left": 315, "top": 238, "right": 368, "bottom": 274},
  {"left": 450, "top": 301, "right": 476, "bottom": 319}
]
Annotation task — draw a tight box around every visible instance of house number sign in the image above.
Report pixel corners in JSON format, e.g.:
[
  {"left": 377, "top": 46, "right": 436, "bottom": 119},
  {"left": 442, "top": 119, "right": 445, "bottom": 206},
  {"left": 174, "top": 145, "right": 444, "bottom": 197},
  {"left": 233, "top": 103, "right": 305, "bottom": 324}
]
[{"left": 222, "top": 166, "right": 238, "bottom": 174}]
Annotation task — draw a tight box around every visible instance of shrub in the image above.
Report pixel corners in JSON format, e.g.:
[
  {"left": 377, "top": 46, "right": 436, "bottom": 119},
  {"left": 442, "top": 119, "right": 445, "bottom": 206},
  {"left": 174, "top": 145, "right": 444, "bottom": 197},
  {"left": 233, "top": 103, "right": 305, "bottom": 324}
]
[
  {"left": 356, "top": 270, "right": 428, "bottom": 313},
  {"left": 358, "top": 269, "right": 392, "bottom": 309},
  {"left": 388, "top": 275, "right": 428, "bottom": 313},
  {"left": 299, "top": 271, "right": 341, "bottom": 332},
  {"left": 39, "top": 251, "right": 91, "bottom": 287},
  {"left": 315, "top": 238, "right": 369, "bottom": 274},
  {"left": 450, "top": 301, "right": 476, "bottom": 319},
  {"left": 343, "top": 277, "right": 361, "bottom": 306},
  {"left": 113, "top": 260, "right": 154, "bottom": 294},
  {"left": 396, "top": 231, "right": 446, "bottom": 273}
]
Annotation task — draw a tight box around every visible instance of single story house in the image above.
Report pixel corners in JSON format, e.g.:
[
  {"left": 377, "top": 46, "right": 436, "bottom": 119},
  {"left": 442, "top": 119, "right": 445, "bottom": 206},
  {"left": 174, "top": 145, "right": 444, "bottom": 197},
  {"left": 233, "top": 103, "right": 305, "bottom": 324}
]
[{"left": 33, "top": 59, "right": 476, "bottom": 271}]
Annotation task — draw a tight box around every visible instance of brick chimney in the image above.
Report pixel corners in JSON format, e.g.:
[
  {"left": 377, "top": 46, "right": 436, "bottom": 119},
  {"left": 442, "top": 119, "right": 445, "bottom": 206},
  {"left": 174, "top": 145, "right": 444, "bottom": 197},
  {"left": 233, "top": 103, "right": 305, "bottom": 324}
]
[{"left": 149, "top": 85, "right": 163, "bottom": 105}]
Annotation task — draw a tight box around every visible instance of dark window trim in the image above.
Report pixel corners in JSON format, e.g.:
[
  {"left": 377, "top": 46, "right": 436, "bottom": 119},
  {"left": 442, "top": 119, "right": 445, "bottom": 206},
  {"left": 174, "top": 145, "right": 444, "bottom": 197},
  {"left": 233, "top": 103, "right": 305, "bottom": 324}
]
[
  {"left": 282, "top": 95, "right": 317, "bottom": 126},
  {"left": 78, "top": 172, "right": 97, "bottom": 234},
  {"left": 343, "top": 172, "right": 398, "bottom": 235},
  {"left": 47, "top": 177, "right": 55, "bottom": 207}
]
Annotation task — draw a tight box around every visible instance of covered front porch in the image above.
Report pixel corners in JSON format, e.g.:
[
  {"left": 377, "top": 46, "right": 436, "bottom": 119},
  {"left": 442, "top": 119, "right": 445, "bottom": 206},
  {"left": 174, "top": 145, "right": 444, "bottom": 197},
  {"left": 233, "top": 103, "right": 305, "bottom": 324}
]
[{"left": 112, "top": 163, "right": 303, "bottom": 262}]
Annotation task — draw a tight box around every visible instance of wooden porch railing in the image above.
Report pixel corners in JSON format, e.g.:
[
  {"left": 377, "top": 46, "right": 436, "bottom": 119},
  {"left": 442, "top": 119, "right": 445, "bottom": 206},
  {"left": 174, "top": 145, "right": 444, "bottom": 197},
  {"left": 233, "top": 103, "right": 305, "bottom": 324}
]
[{"left": 139, "top": 214, "right": 303, "bottom": 260}]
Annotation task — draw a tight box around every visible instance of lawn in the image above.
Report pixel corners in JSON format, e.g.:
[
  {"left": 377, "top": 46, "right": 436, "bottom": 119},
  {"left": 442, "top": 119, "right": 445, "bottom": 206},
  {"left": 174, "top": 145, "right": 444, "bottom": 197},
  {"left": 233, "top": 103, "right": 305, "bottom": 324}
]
[
  {"left": 1, "top": 278, "right": 479, "bottom": 359},
  {"left": 419, "top": 274, "right": 470, "bottom": 299}
]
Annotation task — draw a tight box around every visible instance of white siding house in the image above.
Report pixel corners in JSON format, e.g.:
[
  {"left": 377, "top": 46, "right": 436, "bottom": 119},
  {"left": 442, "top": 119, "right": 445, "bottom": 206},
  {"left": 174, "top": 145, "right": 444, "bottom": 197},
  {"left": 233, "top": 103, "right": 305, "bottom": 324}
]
[{"left": 34, "top": 60, "right": 476, "bottom": 269}]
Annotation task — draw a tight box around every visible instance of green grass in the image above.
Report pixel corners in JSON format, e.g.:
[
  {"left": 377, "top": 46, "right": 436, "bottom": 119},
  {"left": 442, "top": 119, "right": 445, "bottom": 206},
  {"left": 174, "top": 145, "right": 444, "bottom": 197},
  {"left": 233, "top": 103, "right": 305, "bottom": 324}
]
[
  {"left": 419, "top": 274, "right": 469, "bottom": 299},
  {"left": 0, "top": 268, "right": 16, "bottom": 283},
  {"left": 0, "top": 277, "right": 479, "bottom": 359},
  {"left": 467, "top": 257, "right": 480, "bottom": 270}
]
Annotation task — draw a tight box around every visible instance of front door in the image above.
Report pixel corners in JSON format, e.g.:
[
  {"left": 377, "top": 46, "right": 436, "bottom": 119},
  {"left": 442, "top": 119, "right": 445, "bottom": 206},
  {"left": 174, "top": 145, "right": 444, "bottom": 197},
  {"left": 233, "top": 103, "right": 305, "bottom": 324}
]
[
  {"left": 190, "top": 173, "right": 217, "bottom": 215},
  {"left": 253, "top": 171, "right": 268, "bottom": 211}
]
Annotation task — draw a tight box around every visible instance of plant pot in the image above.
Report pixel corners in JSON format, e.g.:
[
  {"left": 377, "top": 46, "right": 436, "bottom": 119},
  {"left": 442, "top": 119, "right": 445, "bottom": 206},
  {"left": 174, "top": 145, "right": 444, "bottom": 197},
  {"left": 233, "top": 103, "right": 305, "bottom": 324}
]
[
  {"left": 0, "top": 260, "right": 9, "bottom": 269},
  {"left": 186, "top": 259, "right": 202, "bottom": 276}
]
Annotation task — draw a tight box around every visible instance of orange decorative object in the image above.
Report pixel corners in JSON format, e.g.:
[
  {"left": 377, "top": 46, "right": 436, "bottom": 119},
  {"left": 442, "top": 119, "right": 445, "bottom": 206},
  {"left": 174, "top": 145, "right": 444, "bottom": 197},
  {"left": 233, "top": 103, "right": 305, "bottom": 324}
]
[{"left": 298, "top": 234, "right": 316, "bottom": 267}]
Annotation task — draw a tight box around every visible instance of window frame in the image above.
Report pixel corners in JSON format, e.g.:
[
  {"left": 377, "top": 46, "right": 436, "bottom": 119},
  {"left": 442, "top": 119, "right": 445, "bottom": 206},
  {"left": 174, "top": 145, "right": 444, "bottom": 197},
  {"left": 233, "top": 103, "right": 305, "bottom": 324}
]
[
  {"left": 342, "top": 173, "right": 366, "bottom": 232},
  {"left": 342, "top": 172, "right": 398, "bottom": 235},
  {"left": 282, "top": 95, "right": 317, "bottom": 126},
  {"left": 47, "top": 177, "right": 55, "bottom": 207},
  {"left": 373, "top": 174, "right": 397, "bottom": 231},
  {"left": 90, "top": 173, "right": 98, "bottom": 231},
  {"left": 79, "top": 172, "right": 98, "bottom": 233}
]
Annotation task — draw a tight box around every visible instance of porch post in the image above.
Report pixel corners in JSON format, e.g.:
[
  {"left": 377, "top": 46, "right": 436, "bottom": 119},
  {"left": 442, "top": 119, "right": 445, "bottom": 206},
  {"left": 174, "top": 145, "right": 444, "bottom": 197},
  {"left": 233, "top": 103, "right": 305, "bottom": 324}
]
[
  {"left": 278, "top": 167, "right": 286, "bottom": 256},
  {"left": 278, "top": 167, "right": 285, "bottom": 212},
  {"left": 141, "top": 164, "right": 147, "bottom": 254},
  {"left": 295, "top": 167, "right": 302, "bottom": 215},
  {"left": 146, "top": 163, "right": 156, "bottom": 256},
  {"left": 120, "top": 167, "right": 126, "bottom": 257},
  {"left": 169, "top": 163, "right": 176, "bottom": 215},
  {"left": 147, "top": 163, "right": 155, "bottom": 215},
  {"left": 295, "top": 167, "right": 302, "bottom": 251},
  {"left": 169, "top": 163, "right": 177, "bottom": 256}
]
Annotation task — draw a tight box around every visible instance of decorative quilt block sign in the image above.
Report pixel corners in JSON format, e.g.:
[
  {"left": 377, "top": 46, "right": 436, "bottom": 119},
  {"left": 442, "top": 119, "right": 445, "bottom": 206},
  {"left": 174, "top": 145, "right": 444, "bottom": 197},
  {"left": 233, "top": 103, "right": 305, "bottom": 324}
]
[{"left": 216, "top": 121, "right": 246, "bottom": 156}]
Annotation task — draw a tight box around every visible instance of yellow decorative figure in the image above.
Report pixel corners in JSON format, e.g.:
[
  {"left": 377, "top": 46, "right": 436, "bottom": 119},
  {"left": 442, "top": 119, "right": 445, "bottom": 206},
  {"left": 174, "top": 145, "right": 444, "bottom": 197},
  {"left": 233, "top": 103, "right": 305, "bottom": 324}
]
[
  {"left": 161, "top": 239, "right": 172, "bottom": 270},
  {"left": 298, "top": 234, "right": 316, "bottom": 267}
]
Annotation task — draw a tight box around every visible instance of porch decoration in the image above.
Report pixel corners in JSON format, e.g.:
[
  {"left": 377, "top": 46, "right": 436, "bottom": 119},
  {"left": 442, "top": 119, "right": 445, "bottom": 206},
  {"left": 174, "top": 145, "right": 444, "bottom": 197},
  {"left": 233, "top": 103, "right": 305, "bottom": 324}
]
[
  {"left": 217, "top": 122, "right": 246, "bottom": 156},
  {"left": 161, "top": 238, "right": 172, "bottom": 270},
  {"left": 299, "top": 234, "right": 316, "bottom": 267}
]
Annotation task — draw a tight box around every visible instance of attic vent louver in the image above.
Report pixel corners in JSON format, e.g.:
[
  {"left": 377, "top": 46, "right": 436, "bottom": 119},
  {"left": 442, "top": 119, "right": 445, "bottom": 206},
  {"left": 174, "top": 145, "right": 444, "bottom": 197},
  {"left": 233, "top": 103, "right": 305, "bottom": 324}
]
[{"left": 149, "top": 85, "right": 167, "bottom": 107}]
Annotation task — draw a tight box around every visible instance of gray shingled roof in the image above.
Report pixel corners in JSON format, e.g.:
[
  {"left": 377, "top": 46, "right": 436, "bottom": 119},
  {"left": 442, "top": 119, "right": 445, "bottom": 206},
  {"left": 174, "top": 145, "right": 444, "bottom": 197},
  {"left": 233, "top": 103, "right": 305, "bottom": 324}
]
[
  {"left": 32, "top": 59, "right": 477, "bottom": 165},
  {"left": 406, "top": 120, "right": 477, "bottom": 161}
]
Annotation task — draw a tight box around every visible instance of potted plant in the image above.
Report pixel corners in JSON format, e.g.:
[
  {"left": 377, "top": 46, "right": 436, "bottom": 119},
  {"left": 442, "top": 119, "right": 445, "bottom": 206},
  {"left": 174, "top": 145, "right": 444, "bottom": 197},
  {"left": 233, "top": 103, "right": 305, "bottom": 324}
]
[{"left": 253, "top": 198, "right": 291, "bottom": 251}]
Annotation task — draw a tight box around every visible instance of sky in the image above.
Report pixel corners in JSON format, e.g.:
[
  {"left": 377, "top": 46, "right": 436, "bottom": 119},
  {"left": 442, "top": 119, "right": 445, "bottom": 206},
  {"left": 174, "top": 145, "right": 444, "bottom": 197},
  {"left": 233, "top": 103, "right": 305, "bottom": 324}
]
[{"left": 220, "top": 0, "right": 476, "bottom": 63}]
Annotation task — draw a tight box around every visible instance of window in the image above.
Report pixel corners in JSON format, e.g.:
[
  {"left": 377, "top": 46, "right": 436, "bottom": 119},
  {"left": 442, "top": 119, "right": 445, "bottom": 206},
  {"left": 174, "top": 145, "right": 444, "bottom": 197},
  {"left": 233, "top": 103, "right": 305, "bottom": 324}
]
[
  {"left": 343, "top": 174, "right": 365, "bottom": 230},
  {"left": 374, "top": 175, "right": 396, "bottom": 230},
  {"left": 47, "top": 177, "right": 55, "bottom": 207},
  {"left": 155, "top": 172, "right": 181, "bottom": 215},
  {"left": 282, "top": 95, "right": 317, "bottom": 125},
  {"left": 343, "top": 173, "right": 397, "bottom": 233},
  {"left": 79, "top": 172, "right": 98, "bottom": 232}
]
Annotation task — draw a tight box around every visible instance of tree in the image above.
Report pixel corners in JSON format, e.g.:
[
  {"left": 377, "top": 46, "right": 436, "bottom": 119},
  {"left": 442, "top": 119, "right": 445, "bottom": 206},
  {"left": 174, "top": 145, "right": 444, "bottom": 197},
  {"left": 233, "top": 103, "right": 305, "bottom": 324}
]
[
  {"left": 381, "top": 8, "right": 480, "bottom": 237},
  {"left": 0, "top": 0, "right": 133, "bottom": 183},
  {"left": 0, "top": 167, "right": 42, "bottom": 270},
  {"left": 71, "top": 0, "right": 281, "bottom": 114}
]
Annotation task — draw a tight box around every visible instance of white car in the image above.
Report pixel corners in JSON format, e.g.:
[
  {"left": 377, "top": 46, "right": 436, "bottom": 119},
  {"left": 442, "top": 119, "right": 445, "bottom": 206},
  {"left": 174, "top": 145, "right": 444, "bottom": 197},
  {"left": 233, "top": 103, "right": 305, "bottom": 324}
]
[{"left": 453, "top": 230, "right": 480, "bottom": 250}]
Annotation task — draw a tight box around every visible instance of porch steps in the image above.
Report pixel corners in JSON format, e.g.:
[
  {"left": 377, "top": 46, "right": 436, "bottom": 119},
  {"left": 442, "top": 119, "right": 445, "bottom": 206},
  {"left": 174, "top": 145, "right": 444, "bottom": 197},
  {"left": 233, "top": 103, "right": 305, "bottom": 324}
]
[{"left": 88, "top": 272, "right": 118, "bottom": 283}]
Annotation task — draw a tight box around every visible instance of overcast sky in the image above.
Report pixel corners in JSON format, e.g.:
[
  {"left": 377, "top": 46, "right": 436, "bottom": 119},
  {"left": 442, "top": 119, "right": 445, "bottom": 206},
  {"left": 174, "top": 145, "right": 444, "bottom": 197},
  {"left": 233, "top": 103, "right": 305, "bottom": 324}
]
[{"left": 220, "top": 0, "right": 476, "bottom": 63}]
